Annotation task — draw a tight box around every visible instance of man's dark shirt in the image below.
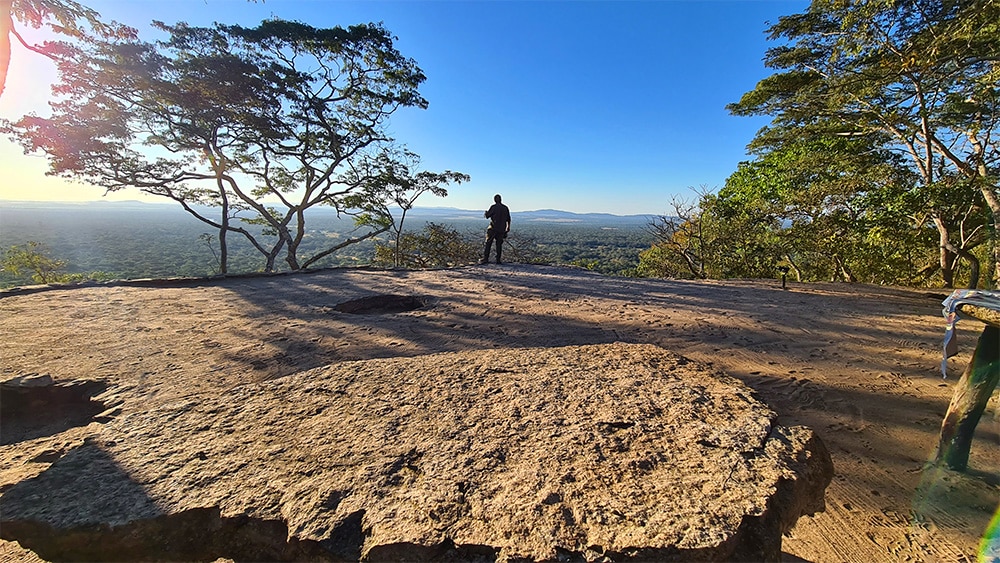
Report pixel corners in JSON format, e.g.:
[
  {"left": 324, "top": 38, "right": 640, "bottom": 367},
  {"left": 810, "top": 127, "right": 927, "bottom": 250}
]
[{"left": 486, "top": 203, "right": 511, "bottom": 233}]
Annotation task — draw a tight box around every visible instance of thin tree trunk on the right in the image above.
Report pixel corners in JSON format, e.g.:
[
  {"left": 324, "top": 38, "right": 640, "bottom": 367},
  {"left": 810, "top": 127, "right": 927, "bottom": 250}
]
[{"left": 934, "top": 324, "right": 1000, "bottom": 471}]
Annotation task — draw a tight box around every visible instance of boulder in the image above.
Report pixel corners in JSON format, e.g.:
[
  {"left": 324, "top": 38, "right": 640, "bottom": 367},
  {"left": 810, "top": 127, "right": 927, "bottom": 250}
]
[{"left": 1, "top": 343, "right": 832, "bottom": 562}]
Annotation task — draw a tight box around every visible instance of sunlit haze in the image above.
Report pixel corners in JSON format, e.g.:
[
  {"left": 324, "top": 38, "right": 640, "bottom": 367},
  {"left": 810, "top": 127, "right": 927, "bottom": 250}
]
[{"left": 0, "top": 0, "right": 806, "bottom": 214}]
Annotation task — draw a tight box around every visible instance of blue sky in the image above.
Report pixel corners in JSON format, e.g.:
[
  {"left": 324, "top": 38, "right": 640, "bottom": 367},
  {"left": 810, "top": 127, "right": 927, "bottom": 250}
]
[{"left": 0, "top": 0, "right": 806, "bottom": 215}]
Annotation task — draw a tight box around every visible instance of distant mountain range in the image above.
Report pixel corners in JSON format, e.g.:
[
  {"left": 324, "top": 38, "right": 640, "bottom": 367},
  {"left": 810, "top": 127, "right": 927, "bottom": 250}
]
[
  {"left": 405, "top": 206, "right": 655, "bottom": 226},
  {"left": 0, "top": 200, "right": 657, "bottom": 227}
]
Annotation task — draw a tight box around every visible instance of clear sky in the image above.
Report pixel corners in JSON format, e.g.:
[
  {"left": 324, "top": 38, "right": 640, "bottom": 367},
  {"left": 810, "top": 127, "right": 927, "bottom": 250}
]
[{"left": 0, "top": 0, "right": 805, "bottom": 215}]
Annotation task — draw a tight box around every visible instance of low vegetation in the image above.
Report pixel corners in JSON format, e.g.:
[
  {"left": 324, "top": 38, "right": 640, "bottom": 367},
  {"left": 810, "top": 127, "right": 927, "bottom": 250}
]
[{"left": 1, "top": 241, "right": 114, "bottom": 285}]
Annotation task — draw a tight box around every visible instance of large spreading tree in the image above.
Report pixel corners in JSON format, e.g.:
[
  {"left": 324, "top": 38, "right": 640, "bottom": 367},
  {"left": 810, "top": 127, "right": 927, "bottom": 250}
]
[
  {"left": 728, "top": 0, "right": 1000, "bottom": 288},
  {"left": 3, "top": 17, "right": 467, "bottom": 272}
]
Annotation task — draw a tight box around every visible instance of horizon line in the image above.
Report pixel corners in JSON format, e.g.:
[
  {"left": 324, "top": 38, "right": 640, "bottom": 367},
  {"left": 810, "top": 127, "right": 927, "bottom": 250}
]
[{"left": 0, "top": 199, "right": 659, "bottom": 218}]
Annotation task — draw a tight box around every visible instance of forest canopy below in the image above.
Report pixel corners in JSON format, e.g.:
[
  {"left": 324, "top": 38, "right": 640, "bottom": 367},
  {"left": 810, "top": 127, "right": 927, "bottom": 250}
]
[
  {"left": 0, "top": 201, "right": 654, "bottom": 287},
  {"left": 0, "top": 196, "right": 993, "bottom": 291}
]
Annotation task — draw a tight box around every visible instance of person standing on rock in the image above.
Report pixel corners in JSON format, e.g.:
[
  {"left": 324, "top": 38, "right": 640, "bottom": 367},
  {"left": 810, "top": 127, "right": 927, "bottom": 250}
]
[{"left": 482, "top": 194, "right": 511, "bottom": 264}]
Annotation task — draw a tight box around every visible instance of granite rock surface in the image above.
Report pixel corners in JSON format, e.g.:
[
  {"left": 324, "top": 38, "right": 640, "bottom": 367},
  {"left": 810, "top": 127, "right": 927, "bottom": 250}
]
[{"left": 2, "top": 343, "right": 831, "bottom": 562}]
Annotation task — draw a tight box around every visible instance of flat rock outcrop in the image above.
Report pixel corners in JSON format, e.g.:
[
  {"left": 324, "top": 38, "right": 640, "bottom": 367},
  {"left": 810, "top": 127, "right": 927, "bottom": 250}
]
[{"left": 1, "top": 342, "right": 832, "bottom": 562}]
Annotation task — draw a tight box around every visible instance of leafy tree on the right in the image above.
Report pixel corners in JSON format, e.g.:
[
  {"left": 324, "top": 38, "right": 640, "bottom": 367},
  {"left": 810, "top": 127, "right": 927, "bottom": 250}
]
[{"left": 727, "top": 0, "right": 999, "bottom": 288}]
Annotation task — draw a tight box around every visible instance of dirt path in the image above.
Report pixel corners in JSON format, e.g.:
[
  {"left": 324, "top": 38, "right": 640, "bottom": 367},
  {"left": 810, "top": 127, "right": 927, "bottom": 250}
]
[{"left": 1, "top": 265, "right": 996, "bottom": 562}]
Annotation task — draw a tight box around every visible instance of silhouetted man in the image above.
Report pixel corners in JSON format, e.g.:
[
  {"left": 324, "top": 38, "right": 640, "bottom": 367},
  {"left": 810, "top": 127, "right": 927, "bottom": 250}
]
[{"left": 482, "top": 194, "right": 511, "bottom": 264}]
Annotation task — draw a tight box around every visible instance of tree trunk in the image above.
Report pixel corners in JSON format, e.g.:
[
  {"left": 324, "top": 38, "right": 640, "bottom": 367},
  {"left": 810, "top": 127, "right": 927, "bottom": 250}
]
[
  {"left": 264, "top": 248, "right": 279, "bottom": 273},
  {"left": 982, "top": 190, "right": 1000, "bottom": 287},
  {"left": 965, "top": 252, "right": 979, "bottom": 291},
  {"left": 0, "top": 0, "right": 11, "bottom": 99},
  {"left": 970, "top": 137, "right": 1000, "bottom": 286},
  {"left": 394, "top": 207, "right": 408, "bottom": 268},
  {"left": 681, "top": 249, "right": 704, "bottom": 279},
  {"left": 218, "top": 190, "right": 229, "bottom": 275},
  {"left": 940, "top": 247, "right": 955, "bottom": 288},
  {"left": 783, "top": 254, "right": 802, "bottom": 282},
  {"left": 218, "top": 222, "right": 228, "bottom": 275},
  {"left": 945, "top": 244, "right": 980, "bottom": 290},
  {"left": 285, "top": 212, "right": 304, "bottom": 270},
  {"left": 284, "top": 239, "right": 300, "bottom": 270},
  {"left": 831, "top": 255, "right": 856, "bottom": 282},
  {"left": 933, "top": 217, "right": 956, "bottom": 288},
  {"left": 836, "top": 255, "right": 856, "bottom": 283},
  {"left": 934, "top": 325, "right": 1000, "bottom": 471}
]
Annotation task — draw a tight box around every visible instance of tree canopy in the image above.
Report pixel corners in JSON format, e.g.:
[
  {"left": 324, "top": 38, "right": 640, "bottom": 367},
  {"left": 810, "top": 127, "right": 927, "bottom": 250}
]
[
  {"left": 726, "top": 0, "right": 1000, "bottom": 287},
  {"left": 3, "top": 17, "right": 467, "bottom": 272}
]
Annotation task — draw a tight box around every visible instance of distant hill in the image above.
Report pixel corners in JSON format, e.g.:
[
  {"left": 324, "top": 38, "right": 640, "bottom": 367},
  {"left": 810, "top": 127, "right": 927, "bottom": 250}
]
[
  {"left": 0, "top": 200, "right": 656, "bottom": 228},
  {"left": 397, "top": 206, "right": 655, "bottom": 227}
]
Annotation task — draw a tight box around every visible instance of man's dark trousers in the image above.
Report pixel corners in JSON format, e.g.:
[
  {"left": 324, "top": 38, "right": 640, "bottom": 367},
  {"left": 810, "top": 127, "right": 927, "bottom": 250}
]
[{"left": 484, "top": 228, "right": 504, "bottom": 264}]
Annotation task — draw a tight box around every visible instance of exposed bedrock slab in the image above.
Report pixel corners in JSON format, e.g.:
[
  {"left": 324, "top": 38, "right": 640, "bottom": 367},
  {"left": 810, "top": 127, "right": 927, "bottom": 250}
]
[{"left": 0, "top": 343, "right": 833, "bottom": 562}]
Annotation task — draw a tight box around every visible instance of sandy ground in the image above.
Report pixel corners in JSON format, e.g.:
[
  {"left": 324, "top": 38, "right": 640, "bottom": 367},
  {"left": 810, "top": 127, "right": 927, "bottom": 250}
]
[{"left": 0, "top": 264, "right": 997, "bottom": 562}]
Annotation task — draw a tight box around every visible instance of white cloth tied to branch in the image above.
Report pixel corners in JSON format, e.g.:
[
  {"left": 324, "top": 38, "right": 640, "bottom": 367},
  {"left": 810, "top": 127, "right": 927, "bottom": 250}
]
[{"left": 941, "top": 289, "right": 1000, "bottom": 377}]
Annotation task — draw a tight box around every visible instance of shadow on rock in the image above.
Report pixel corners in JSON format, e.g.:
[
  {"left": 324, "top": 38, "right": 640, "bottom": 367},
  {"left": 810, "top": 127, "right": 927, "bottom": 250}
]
[
  {"left": 0, "top": 438, "right": 336, "bottom": 562},
  {"left": 0, "top": 375, "right": 109, "bottom": 445}
]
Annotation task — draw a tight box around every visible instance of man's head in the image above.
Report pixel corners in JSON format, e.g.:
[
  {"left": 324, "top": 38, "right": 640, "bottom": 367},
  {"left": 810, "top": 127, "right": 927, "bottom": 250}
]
[{"left": 494, "top": 194, "right": 502, "bottom": 203}]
